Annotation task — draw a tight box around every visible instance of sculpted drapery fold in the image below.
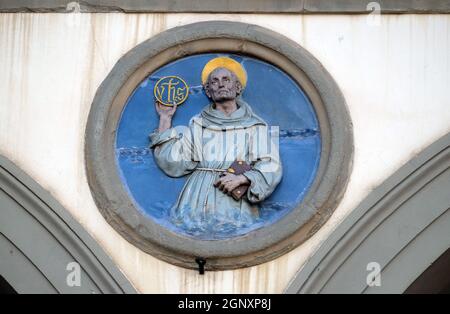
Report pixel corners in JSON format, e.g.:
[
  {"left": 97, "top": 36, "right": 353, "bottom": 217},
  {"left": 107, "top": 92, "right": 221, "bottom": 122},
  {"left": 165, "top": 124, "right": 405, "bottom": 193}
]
[{"left": 149, "top": 100, "right": 282, "bottom": 237}]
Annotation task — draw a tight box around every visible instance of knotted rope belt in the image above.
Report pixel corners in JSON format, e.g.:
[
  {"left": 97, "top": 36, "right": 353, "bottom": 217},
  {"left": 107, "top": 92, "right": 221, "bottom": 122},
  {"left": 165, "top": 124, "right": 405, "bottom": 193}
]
[{"left": 195, "top": 167, "right": 227, "bottom": 172}]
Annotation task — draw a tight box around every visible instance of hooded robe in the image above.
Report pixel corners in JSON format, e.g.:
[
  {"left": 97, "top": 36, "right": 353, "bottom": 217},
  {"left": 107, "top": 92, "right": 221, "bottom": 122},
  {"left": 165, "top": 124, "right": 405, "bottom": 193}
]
[{"left": 149, "top": 99, "right": 282, "bottom": 237}]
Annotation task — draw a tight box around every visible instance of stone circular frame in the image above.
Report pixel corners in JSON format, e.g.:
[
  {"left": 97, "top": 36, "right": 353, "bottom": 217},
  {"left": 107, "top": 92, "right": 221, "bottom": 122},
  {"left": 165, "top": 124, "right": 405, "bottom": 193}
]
[{"left": 85, "top": 21, "right": 353, "bottom": 270}]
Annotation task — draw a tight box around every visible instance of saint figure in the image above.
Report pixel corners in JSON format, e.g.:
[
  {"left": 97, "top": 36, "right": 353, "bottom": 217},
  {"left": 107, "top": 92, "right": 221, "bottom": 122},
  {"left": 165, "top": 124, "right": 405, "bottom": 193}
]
[{"left": 149, "top": 57, "right": 282, "bottom": 237}]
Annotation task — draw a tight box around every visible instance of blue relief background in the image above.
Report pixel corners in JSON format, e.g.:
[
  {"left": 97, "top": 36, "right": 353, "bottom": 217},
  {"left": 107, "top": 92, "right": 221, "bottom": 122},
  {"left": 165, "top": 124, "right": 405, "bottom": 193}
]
[{"left": 116, "top": 53, "right": 321, "bottom": 239}]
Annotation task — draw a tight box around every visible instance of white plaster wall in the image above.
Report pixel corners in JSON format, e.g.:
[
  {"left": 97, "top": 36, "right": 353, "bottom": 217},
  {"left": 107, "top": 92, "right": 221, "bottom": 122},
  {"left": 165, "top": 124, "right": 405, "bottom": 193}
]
[{"left": 0, "top": 13, "right": 449, "bottom": 293}]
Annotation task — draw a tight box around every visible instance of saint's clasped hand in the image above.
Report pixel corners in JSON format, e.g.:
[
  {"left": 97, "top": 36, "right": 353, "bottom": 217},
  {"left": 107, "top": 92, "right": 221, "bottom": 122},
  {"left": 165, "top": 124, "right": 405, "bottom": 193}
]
[{"left": 214, "top": 172, "right": 249, "bottom": 194}]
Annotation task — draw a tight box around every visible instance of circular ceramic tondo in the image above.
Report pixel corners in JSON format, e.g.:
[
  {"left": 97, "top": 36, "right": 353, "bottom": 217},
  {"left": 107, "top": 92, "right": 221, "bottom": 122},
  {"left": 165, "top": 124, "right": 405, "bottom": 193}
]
[{"left": 85, "top": 21, "right": 353, "bottom": 270}]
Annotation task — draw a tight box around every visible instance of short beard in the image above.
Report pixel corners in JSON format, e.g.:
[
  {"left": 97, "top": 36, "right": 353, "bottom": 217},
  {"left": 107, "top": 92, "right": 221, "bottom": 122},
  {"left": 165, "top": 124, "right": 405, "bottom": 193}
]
[{"left": 212, "top": 92, "right": 236, "bottom": 103}]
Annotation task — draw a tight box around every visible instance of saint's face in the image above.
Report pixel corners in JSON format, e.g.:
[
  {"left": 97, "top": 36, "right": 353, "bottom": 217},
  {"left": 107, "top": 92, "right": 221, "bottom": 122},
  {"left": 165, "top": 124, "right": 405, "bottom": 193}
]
[{"left": 206, "top": 68, "right": 241, "bottom": 103}]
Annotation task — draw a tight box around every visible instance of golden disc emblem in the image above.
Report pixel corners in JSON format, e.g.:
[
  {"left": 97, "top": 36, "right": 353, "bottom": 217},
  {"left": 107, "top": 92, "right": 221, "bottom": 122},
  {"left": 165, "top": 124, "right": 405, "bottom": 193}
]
[{"left": 153, "top": 76, "right": 189, "bottom": 106}]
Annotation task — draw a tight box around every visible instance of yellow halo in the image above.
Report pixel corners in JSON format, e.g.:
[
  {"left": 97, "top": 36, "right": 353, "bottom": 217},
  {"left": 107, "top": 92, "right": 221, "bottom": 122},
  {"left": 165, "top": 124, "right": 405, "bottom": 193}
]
[{"left": 201, "top": 57, "right": 247, "bottom": 88}]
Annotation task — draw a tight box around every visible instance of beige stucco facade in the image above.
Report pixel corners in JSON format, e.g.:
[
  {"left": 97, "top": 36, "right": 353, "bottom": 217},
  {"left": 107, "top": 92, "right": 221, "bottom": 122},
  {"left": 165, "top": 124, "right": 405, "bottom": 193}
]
[{"left": 0, "top": 13, "right": 449, "bottom": 293}]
